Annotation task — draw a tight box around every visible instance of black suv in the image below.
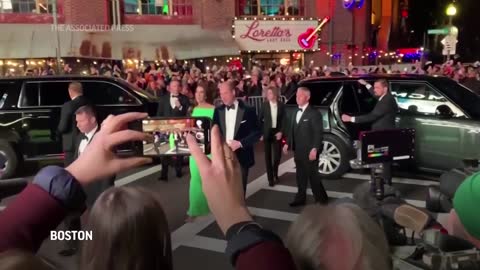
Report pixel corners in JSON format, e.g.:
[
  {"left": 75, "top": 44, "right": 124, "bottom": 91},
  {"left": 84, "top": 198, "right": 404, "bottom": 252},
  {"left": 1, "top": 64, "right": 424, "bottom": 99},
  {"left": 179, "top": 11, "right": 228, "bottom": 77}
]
[
  {"left": 285, "top": 75, "right": 480, "bottom": 178},
  {"left": 0, "top": 76, "right": 158, "bottom": 179}
]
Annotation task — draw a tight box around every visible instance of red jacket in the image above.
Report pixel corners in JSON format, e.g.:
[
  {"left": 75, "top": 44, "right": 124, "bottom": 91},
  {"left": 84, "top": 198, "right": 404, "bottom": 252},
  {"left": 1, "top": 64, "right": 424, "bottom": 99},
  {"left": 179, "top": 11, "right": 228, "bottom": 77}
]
[{"left": 0, "top": 184, "right": 297, "bottom": 270}]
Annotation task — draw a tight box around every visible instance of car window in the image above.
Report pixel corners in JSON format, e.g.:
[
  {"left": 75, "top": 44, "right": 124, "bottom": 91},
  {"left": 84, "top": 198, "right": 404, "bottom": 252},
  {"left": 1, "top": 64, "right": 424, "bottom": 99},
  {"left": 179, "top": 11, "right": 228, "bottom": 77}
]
[
  {"left": 39, "top": 82, "right": 71, "bottom": 106},
  {"left": 390, "top": 82, "right": 465, "bottom": 118},
  {"left": 21, "top": 83, "right": 40, "bottom": 107},
  {"left": 339, "top": 84, "right": 360, "bottom": 114},
  {"left": 0, "top": 81, "right": 19, "bottom": 109},
  {"left": 288, "top": 81, "right": 341, "bottom": 106},
  {"left": 430, "top": 79, "right": 480, "bottom": 120},
  {"left": 81, "top": 81, "right": 140, "bottom": 105}
]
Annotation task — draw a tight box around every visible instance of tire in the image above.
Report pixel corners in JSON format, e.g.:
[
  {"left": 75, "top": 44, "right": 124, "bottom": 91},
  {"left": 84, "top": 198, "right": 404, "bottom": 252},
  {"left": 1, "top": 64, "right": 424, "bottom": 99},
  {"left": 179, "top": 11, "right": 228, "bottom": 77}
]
[
  {"left": 0, "top": 141, "right": 19, "bottom": 180},
  {"left": 318, "top": 134, "right": 350, "bottom": 179}
]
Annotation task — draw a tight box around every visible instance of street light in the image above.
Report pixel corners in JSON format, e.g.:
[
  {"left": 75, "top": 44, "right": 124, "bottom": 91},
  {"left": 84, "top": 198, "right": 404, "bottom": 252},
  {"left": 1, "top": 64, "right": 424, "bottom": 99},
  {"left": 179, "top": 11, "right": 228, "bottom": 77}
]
[{"left": 446, "top": 4, "right": 457, "bottom": 17}]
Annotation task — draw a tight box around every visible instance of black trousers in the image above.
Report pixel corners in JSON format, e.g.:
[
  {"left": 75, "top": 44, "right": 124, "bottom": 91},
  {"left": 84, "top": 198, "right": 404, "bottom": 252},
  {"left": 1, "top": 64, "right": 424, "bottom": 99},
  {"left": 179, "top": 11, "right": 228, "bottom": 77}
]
[
  {"left": 294, "top": 157, "right": 328, "bottom": 203},
  {"left": 241, "top": 166, "right": 249, "bottom": 198},
  {"left": 160, "top": 156, "right": 183, "bottom": 178},
  {"left": 264, "top": 129, "right": 282, "bottom": 184}
]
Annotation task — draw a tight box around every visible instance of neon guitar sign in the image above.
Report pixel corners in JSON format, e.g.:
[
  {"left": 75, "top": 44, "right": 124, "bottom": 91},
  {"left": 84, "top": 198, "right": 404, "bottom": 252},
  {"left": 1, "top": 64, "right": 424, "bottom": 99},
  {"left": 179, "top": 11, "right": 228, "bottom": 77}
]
[{"left": 297, "top": 17, "right": 330, "bottom": 50}]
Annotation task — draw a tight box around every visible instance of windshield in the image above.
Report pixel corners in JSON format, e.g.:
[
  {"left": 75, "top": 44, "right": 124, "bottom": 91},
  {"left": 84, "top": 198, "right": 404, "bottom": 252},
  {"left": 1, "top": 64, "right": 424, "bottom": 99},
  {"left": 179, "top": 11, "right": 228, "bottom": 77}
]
[{"left": 431, "top": 79, "right": 480, "bottom": 119}]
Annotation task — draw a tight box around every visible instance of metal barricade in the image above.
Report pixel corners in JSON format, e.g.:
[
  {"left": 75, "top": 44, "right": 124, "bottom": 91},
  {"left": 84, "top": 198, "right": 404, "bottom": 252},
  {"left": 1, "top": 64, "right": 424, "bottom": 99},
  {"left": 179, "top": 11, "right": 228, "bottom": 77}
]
[{"left": 214, "top": 96, "right": 287, "bottom": 116}]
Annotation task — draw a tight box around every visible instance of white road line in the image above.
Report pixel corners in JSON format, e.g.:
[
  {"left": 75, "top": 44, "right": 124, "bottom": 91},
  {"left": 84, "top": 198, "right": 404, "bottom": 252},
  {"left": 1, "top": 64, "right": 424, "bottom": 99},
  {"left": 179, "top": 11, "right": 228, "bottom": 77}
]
[
  {"left": 343, "top": 173, "right": 439, "bottom": 186},
  {"left": 284, "top": 169, "right": 439, "bottom": 186},
  {"left": 115, "top": 165, "right": 163, "bottom": 187},
  {"left": 264, "top": 184, "right": 426, "bottom": 208},
  {"left": 248, "top": 207, "right": 298, "bottom": 222},
  {"left": 183, "top": 235, "right": 226, "bottom": 253},
  {"left": 172, "top": 159, "right": 295, "bottom": 250}
]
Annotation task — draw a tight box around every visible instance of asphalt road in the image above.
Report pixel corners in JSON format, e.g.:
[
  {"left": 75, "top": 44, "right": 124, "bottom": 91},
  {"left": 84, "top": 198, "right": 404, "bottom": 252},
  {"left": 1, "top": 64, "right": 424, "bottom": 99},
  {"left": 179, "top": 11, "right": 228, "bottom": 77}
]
[{"left": 0, "top": 143, "right": 440, "bottom": 270}]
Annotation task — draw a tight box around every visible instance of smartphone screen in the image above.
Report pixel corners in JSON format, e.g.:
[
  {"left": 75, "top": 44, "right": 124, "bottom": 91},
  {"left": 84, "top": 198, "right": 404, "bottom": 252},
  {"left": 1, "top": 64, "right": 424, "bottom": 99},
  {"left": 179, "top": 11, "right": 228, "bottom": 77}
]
[{"left": 135, "top": 117, "right": 211, "bottom": 156}]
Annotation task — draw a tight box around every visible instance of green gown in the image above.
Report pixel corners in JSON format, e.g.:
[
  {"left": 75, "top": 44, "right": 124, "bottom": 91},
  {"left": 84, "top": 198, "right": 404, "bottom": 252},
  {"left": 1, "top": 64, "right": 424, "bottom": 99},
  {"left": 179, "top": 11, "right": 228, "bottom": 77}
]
[{"left": 188, "top": 106, "right": 214, "bottom": 217}]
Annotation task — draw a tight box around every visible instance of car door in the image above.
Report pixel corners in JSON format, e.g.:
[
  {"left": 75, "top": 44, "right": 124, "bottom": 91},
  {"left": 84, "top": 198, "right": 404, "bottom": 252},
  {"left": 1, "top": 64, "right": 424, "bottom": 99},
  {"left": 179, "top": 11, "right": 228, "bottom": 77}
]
[
  {"left": 18, "top": 81, "right": 70, "bottom": 158},
  {"left": 81, "top": 80, "right": 145, "bottom": 152},
  {"left": 391, "top": 81, "right": 467, "bottom": 171}
]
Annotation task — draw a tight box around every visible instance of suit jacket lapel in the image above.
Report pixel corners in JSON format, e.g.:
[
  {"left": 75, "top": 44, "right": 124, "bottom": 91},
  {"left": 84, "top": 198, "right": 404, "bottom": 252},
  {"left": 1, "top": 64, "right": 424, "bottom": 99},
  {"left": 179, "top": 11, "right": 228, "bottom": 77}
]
[
  {"left": 234, "top": 103, "right": 245, "bottom": 138},
  {"left": 219, "top": 107, "right": 227, "bottom": 138},
  {"left": 265, "top": 102, "right": 272, "bottom": 128}
]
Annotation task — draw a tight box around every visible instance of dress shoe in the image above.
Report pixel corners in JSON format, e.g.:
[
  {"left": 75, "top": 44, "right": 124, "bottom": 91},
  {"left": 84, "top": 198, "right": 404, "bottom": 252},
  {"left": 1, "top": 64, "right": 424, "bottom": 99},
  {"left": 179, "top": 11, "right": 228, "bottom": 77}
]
[
  {"left": 268, "top": 181, "right": 275, "bottom": 187},
  {"left": 158, "top": 175, "right": 168, "bottom": 182},
  {"left": 59, "top": 247, "right": 77, "bottom": 257},
  {"left": 176, "top": 170, "right": 183, "bottom": 178},
  {"left": 289, "top": 200, "right": 306, "bottom": 207}
]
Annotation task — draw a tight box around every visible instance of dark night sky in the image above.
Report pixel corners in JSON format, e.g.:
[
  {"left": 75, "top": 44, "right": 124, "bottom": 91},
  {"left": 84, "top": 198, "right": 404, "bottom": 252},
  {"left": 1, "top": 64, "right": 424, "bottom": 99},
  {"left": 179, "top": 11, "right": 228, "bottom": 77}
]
[{"left": 409, "top": 0, "right": 480, "bottom": 62}]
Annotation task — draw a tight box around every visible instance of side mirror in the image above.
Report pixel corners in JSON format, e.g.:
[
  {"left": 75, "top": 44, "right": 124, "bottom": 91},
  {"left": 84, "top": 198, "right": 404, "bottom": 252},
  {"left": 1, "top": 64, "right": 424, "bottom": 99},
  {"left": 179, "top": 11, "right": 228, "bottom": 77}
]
[{"left": 435, "top": 105, "right": 454, "bottom": 118}]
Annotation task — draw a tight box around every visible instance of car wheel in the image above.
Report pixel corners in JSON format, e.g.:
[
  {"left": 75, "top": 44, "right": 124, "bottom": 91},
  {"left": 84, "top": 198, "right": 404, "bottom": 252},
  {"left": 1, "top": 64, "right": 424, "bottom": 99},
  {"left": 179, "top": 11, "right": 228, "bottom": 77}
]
[
  {"left": 318, "top": 134, "right": 350, "bottom": 179},
  {"left": 0, "top": 141, "right": 18, "bottom": 180}
]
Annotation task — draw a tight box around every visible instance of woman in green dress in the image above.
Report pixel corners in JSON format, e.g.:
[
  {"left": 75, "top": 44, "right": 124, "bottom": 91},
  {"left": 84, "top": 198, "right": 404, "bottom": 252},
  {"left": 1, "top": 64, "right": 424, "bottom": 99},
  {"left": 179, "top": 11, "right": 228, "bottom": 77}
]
[{"left": 186, "top": 84, "right": 215, "bottom": 222}]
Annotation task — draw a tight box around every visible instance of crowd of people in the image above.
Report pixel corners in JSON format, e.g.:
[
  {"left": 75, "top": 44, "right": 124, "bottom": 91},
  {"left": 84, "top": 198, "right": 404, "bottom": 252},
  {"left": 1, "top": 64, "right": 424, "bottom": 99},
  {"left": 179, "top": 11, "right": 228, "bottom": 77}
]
[{"left": 0, "top": 57, "right": 479, "bottom": 270}]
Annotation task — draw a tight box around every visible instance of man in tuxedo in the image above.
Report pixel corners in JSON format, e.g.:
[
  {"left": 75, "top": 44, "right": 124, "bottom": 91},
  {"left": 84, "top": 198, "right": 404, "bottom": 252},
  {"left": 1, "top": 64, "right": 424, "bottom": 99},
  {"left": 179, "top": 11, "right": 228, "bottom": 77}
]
[
  {"left": 213, "top": 81, "right": 261, "bottom": 196},
  {"left": 57, "top": 82, "right": 90, "bottom": 166},
  {"left": 259, "top": 86, "right": 286, "bottom": 186},
  {"left": 157, "top": 79, "right": 190, "bottom": 181},
  {"left": 60, "top": 105, "right": 115, "bottom": 256},
  {"left": 283, "top": 87, "right": 328, "bottom": 207},
  {"left": 341, "top": 79, "right": 399, "bottom": 185}
]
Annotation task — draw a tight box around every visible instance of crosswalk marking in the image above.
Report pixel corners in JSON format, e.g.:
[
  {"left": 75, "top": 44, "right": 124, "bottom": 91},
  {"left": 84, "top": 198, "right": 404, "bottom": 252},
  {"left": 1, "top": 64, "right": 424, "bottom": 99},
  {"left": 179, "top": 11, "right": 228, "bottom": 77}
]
[
  {"left": 183, "top": 235, "right": 226, "bottom": 253},
  {"left": 248, "top": 207, "right": 298, "bottom": 222},
  {"left": 343, "top": 173, "right": 439, "bottom": 186},
  {"left": 264, "top": 184, "right": 426, "bottom": 208},
  {"left": 285, "top": 169, "right": 439, "bottom": 186},
  {"left": 172, "top": 157, "right": 429, "bottom": 256}
]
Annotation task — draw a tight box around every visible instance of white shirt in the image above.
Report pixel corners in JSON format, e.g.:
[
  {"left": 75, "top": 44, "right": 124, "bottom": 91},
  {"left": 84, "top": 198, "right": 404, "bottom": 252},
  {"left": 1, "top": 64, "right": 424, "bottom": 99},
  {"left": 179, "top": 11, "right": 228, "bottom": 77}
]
[
  {"left": 296, "top": 104, "right": 308, "bottom": 124},
  {"left": 269, "top": 101, "right": 278, "bottom": 128},
  {"left": 170, "top": 94, "right": 182, "bottom": 109},
  {"left": 225, "top": 100, "right": 239, "bottom": 142},
  {"left": 78, "top": 125, "right": 98, "bottom": 155}
]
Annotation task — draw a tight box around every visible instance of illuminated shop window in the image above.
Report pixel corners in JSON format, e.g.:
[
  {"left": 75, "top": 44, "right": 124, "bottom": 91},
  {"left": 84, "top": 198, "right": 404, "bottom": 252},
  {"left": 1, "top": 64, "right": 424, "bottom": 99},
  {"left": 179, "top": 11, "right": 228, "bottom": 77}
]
[
  {"left": 237, "top": 0, "right": 304, "bottom": 16},
  {"left": 0, "top": 0, "right": 52, "bottom": 14},
  {"left": 124, "top": 0, "right": 192, "bottom": 16}
]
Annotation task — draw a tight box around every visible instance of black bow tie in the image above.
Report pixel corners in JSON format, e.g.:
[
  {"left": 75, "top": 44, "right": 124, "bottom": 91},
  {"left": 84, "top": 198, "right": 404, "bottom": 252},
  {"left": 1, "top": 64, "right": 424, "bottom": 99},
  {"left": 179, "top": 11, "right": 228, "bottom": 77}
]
[
  {"left": 171, "top": 95, "right": 179, "bottom": 98},
  {"left": 298, "top": 108, "right": 303, "bottom": 112},
  {"left": 226, "top": 104, "right": 236, "bottom": 110},
  {"left": 80, "top": 134, "right": 88, "bottom": 141}
]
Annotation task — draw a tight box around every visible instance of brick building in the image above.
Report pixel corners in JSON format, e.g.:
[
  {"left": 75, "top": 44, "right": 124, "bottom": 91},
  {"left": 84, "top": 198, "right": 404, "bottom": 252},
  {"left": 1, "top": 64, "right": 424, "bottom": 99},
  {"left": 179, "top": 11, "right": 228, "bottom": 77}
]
[{"left": 0, "top": 0, "right": 402, "bottom": 67}]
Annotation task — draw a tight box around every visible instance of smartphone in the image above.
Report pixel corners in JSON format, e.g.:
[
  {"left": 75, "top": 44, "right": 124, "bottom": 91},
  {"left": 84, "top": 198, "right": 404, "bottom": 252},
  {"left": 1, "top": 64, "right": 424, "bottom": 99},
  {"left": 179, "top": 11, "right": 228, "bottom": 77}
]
[{"left": 132, "top": 117, "right": 211, "bottom": 156}]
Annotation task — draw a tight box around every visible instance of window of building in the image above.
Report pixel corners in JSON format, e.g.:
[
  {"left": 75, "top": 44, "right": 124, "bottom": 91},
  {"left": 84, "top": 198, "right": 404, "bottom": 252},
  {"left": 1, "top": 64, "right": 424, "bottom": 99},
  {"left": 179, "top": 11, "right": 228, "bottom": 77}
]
[
  {"left": 237, "top": 0, "right": 304, "bottom": 16},
  {"left": 124, "top": 0, "right": 192, "bottom": 16},
  {"left": 0, "top": 0, "right": 52, "bottom": 14}
]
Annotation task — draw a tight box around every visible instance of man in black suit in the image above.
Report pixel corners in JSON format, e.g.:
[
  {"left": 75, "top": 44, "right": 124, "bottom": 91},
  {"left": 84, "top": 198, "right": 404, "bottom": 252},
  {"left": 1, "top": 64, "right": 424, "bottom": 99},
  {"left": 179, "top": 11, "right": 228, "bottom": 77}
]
[
  {"left": 157, "top": 79, "right": 190, "bottom": 181},
  {"left": 259, "top": 86, "right": 286, "bottom": 186},
  {"left": 283, "top": 87, "right": 328, "bottom": 207},
  {"left": 213, "top": 81, "right": 261, "bottom": 196},
  {"left": 341, "top": 79, "right": 399, "bottom": 185},
  {"left": 58, "top": 82, "right": 91, "bottom": 166},
  {"left": 60, "top": 105, "right": 115, "bottom": 256}
]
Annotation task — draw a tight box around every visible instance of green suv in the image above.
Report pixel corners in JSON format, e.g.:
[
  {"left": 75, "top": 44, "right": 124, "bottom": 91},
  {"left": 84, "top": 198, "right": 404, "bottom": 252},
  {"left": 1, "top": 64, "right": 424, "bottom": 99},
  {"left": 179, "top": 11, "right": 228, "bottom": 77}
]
[{"left": 284, "top": 75, "right": 480, "bottom": 178}]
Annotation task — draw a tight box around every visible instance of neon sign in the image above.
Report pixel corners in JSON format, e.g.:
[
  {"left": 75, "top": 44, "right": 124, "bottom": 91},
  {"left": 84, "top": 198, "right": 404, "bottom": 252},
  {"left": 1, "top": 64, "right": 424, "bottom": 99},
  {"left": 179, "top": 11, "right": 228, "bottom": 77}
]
[
  {"left": 343, "top": 0, "right": 365, "bottom": 9},
  {"left": 297, "top": 17, "right": 330, "bottom": 50}
]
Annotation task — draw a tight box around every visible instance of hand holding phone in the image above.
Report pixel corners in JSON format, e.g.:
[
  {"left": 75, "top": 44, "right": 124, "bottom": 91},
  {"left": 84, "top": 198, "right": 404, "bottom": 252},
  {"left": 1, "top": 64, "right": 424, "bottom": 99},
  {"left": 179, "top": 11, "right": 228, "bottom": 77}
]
[{"left": 134, "top": 117, "right": 211, "bottom": 156}]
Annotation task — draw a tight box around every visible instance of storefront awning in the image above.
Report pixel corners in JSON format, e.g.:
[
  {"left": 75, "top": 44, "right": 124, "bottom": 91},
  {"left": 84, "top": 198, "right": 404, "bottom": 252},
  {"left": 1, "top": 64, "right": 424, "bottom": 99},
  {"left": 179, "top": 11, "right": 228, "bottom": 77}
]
[{"left": 0, "top": 24, "right": 239, "bottom": 60}]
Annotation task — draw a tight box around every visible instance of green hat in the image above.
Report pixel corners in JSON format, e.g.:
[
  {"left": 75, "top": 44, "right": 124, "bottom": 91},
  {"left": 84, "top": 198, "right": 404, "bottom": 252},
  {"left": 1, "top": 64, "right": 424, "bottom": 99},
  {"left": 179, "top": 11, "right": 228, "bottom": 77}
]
[{"left": 453, "top": 172, "right": 480, "bottom": 239}]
